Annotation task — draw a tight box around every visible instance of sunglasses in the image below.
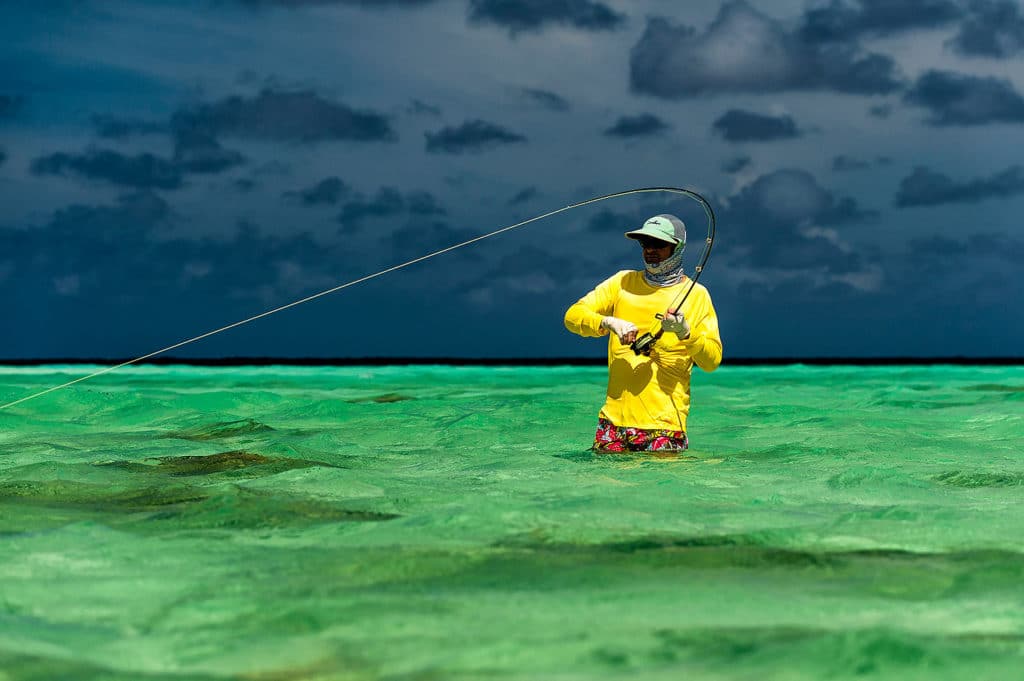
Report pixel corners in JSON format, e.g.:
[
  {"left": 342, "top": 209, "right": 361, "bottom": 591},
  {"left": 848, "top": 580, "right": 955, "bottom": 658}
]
[{"left": 636, "top": 237, "right": 674, "bottom": 249}]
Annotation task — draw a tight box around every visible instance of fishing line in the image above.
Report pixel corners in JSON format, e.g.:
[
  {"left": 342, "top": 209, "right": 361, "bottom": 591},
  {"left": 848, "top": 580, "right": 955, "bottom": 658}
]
[{"left": 0, "top": 186, "right": 715, "bottom": 411}]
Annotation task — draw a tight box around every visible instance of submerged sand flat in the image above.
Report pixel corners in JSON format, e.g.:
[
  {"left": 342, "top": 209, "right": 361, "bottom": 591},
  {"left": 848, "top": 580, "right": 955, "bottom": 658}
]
[{"left": 0, "top": 363, "right": 1022, "bottom": 680}]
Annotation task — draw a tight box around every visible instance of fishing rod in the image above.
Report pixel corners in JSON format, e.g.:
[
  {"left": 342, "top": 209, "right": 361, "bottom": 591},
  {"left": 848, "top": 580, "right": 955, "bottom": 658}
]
[
  {"left": 630, "top": 189, "right": 716, "bottom": 356},
  {"left": 0, "top": 185, "right": 716, "bottom": 411}
]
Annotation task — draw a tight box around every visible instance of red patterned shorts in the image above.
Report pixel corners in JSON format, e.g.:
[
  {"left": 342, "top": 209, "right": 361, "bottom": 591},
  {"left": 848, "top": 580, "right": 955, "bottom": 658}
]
[{"left": 592, "top": 418, "right": 688, "bottom": 453}]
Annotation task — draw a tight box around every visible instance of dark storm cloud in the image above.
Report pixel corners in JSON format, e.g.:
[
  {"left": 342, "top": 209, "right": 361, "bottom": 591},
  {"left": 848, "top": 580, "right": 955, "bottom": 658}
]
[
  {"left": 895, "top": 165, "right": 1024, "bottom": 206},
  {"left": 407, "top": 99, "right": 441, "bottom": 116},
  {"left": 711, "top": 110, "right": 800, "bottom": 142},
  {"left": 238, "top": 0, "right": 437, "bottom": 8},
  {"left": 30, "top": 131, "right": 244, "bottom": 189},
  {"left": 629, "top": 2, "right": 902, "bottom": 99},
  {"left": 457, "top": 244, "right": 598, "bottom": 307},
  {"left": 1, "top": 192, "right": 173, "bottom": 294},
  {"left": 467, "top": 0, "right": 626, "bottom": 34},
  {"left": 868, "top": 103, "right": 893, "bottom": 118},
  {"left": 721, "top": 168, "right": 876, "bottom": 273},
  {"left": 799, "top": 0, "right": 963, "bottom": 44},
  {"left": 406, "top": 191, "right": 446, "bottom": 216},
  {"left": 485, "top": 245, "right": 589, "bottom": 290},
  {"left": 424, "top": 119, "right": 526, "bottom": 154},
  {"left": 948, "top": 0, "right": 1024, "bottom": 58},
  {"left": 92, "top": 114, "right": 165, "bottom": 139},
  {"left": 722, "top": 156, "right": 751, "bottom": 174},
  {"left": 832, "top": 155, "right": 871, "bottom": 171},
  {"left": 0, "top": 192, "right": 345, "bottom": 319},
  {"left": 508, "top": 186, "right": 538, "bottom": 205},
  {"left": 904, "top": 70, "right": 1024, "bottom": 125},
  {"left": 338, "top": 187, "right": 446, "bottom": 229},
  {"left": 171, "top": 89, "right": 396, "bottom": 143},
  {"left": 907, "top": 233, "right": 1024, "bottom": 268},
  {"left": 173, "top": 132, "right": 246, "bottom": 174},
  {"left": 0, "top": 95, "right": 24, "bottom": 119},
  {"left": 387, "top": 219, "right": 466, "bottom": 261},
  {"left": 30, "top": 149, "right": 184, "bottom": 190},
  {"left": 284, "top": 176, "right": 349, "bottom": 205},
  {"left": 339, "top": 187, "right": 404, "bottom": 227},
  {"left": 603, "top": 113, "right": 670, "bottom": 138},
  {"left": 520, "top": 88, "right": 570, "bottom": 111}
]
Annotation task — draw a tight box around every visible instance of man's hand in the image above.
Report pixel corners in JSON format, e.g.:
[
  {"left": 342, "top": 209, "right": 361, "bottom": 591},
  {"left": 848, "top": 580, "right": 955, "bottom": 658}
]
[
  {"left": 661, "top": 309, "right": 690, "bottom": 339},
  {"left": 601, "top": 316, "right": 638, "bottom": 344}
]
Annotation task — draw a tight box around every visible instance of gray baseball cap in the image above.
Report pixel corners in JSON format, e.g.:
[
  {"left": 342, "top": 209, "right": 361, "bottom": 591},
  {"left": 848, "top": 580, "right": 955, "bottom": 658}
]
[{"left": 624, "top": 214, "right": 687, "bottom": 247}]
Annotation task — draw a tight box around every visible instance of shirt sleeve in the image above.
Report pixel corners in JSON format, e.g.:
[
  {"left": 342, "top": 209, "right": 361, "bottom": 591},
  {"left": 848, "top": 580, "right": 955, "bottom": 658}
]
[
  {"left": 669, "top": 287, "right": 723, "bottom": 372},
  {"left": 564, "top": 272, "right": 625, "bottom": 338}
]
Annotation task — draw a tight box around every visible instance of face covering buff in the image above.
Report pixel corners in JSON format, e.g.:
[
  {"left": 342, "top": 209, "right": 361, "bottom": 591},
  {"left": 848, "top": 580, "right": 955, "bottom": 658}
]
[{"left": 643, "top": 243, "right": 684, "bottom": 287}]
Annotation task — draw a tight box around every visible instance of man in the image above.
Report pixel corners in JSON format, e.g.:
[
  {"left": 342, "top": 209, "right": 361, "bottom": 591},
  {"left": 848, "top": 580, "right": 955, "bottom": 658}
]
[{"left": 564, "top": 214, "right": 722, "bottom": 453}]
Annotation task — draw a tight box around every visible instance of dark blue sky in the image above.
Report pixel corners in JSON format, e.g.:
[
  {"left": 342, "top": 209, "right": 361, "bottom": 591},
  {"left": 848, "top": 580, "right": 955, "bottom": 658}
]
[{"left": 2, "top": 0, "right": 1023, "bottom": 359}]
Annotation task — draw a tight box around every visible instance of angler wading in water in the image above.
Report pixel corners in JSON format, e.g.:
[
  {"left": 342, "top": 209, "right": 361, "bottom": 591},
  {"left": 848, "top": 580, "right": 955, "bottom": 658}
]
[{"left": 564, "top": 214, "right": 722, "bottom": 453}]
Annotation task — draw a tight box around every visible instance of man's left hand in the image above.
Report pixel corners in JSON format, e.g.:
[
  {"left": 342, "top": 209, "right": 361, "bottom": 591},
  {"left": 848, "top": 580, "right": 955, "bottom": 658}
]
[{"left": 662, "top": 309, "right": 690, "bottom": 339}]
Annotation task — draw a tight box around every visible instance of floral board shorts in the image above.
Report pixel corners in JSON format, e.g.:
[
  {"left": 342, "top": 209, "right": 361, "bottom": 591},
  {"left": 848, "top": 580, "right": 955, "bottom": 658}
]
[{"left": 592, "top": 418, "right": 689, "bottom": 453}]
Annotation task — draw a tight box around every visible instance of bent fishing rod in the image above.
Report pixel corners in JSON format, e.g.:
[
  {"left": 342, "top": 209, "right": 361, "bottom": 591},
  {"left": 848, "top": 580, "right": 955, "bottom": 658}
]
[{"left": 0, "top": 186, "right": 716, "bottom": 411}]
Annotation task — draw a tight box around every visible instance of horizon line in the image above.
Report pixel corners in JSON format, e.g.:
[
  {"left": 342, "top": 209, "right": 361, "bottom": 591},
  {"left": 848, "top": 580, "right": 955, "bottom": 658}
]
[{"left": 1, "top": 356, "right": 1023, "bottom": 367}]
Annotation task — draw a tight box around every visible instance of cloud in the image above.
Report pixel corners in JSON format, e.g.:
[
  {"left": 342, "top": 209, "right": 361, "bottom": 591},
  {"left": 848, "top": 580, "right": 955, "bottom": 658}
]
[
  {"left": 467, "top": 0, "right": 626, "bottom": 34},
  {"left": 284, "top": 176, "right": 349, "bottom": 205},
  {"left": 711, "top": 109, "right": 800, "bottom": 142},
  {"left": 799, "top": 0, "right": 963, "bottom": 44},
  {"left": 508, "top": 186, "right": 538, "bottom": 205},
  {"left": 721, "top": 156, "right": 751, "bottom": 174},
  {"left": 832, "top": 155, "right": 871, "bottom": 171},
  {"left": 387, "top": 219, "right": 466, "bottom": 261},
  {"left": 721, "top": 168, "right": 877, "bottom": 275},
  {"left": 1, "top": 192, "right": 174, "bottom": 295},
  {"left": 407, "top": 99, "right": 441, "bottom": 116},
  {"left": 488, "top": 245, "right": 582, "bottom": 292},
  {"left": 0, "top": 95, "right": 25, "bottom": 119},
  {"left": 603, "top": 113, "right": 670, "bottom": 138},
  {"left": 895, "top": 165, "right": 1024, "bottom": 206},
  {"left": 405, "top": 191, "right": 446, "bottom": 216},
  {"left": 629, "top": 2, "right": 902, "bottom": 98},
  {"left": 30, "top": 131, "right": 245, "bottom": 189},
  {"left": 171, "top": 89, "right": 396, "bottom": 143},
  {"left": 338, "top": 186, "right": 445, "bottom": 230},
  {"left": 520, "top": 88, "right": 570, "bottom": 111},
  {"left": 0, "top": 192, "right": 349, "bottom": 317},
  {"left": 868, "top": 103, "right": 893, "bottom": 118},
  {"left": 0, "top": 149, "right": 6, "bottom": 167},
  {"left": 172, "top": 131, "right": 246, "bottom": 174},
  {"left": 30, "top": 149, "right": 184, "bottom": 190},
  {"left": 906, "top": 232, "right": 1024, "bottom": 277},
  {"left": 725, "top": 169, "right": 875, "bottom": 228},
  {"left": 459, "top": 244, "right": 600, "bottom": 309},
  {"left": 948, "top": 0, "right": 1024, "bottom": 58},
  {"left": 903, "top": 69, "right": 1024, "bottom": 125},
  {"left": 238, "top": 0, "right": 438, "bottom": 8},
  {"left": 91, "top": 114, "right": 166, "bottom": 139},
  {"left": 424, "top": 119, "right": 526, "bottom": 153}
]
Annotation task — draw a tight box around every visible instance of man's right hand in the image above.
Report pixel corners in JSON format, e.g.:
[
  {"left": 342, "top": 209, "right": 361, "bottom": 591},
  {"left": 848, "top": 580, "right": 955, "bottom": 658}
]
[{"left": 601, "top": 316, "right": 638, "bottom": 344}]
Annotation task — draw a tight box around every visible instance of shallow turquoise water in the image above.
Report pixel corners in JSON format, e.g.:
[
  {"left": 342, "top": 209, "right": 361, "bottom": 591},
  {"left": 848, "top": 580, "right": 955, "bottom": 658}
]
[{"left": 0, "top": 363, "right": 1022, "bottom": 680}]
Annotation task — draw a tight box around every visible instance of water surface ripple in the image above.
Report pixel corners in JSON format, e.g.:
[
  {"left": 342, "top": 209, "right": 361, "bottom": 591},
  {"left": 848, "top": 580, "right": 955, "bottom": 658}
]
[{"left": 1, "top": 364, "right": 1022, "bottom": 679}]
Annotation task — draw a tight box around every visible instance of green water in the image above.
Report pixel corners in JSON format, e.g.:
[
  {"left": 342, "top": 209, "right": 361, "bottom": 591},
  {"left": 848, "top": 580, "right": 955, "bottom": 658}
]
[{"left": 0, "top": 364, "right": 1022, "bottom": 680}]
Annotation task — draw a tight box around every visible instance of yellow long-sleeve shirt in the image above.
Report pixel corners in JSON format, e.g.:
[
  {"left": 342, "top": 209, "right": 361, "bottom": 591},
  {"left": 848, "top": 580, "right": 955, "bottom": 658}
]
[{"left": 564, "top": 270, "right": 722, "bottom": 432}]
